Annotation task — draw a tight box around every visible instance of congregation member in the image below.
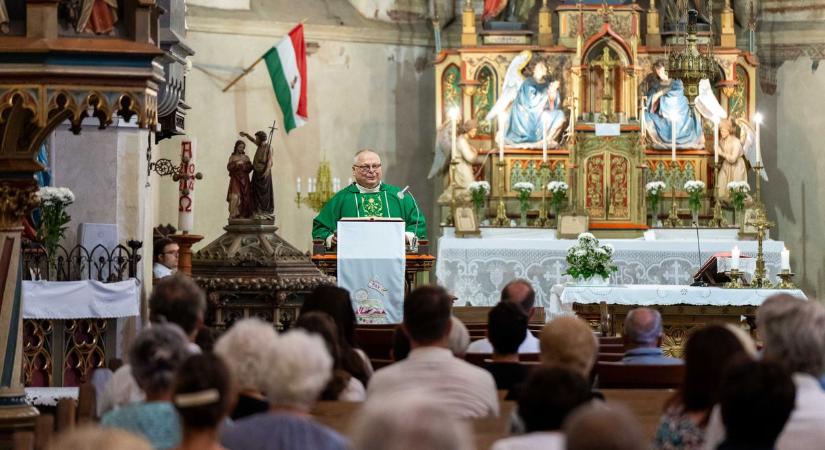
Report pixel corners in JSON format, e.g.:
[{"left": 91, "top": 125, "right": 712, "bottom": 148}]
[
  {"left": 153, "top": 237, "right": 179, "bottom": 279},
  {"left": 100, "top": 274, "right": 206, "bottom": 414},
  {"left": 491, "top": 367, "right": 592, "bottom": 450},
  {"left": 482, "top": 302, "right": 530, "bottom": 391},
  {"left": 367, "top": 285, "right": 499, "bottom": 419},
  {"left": 312, "top": 149, "right": 427, "bottom": 248},
  {"left": 48, "top": 426, "right": 152, "bottom": 450},
  {"left": 172, "top": 354, "right": 234, "bottom": 450},
  {"left": 447, "top": 316, "right": 471, "bottom": 357},
  {"left": 221, "top": 329, "right": 347, "bottom": 450},
  {"left": 704, "top": 295, "right": 825, "bottom": 450},
  {"left": 350, "top": 392, "right": 474, "bottom": 450},
  {"left": 467, "top": 279, "right": 540, "bottom": 354},
  {"left": 622, "top": 307, "right": 683, "bottom": 365},
  {"left": 391, "top": 325, "right": 410, "bottom": 361},
  {"left": 652, "top": 325, "right": 756, "bottom": 450},
  {"left": 300, "top": 285, "right": 373, "bottom": 385},
  {"left": 213, "top": 318, "right": 277, "bottom": 420},
  {"left": 716, "top": 360, "right": 796, "bottom": 450},
  {"left": 101, "top": 324, "right": 190, "bottom": 449},
  {"left": 539, "top": 316, "right": 598, "bottom": 379},
  {"left": 565, "top": 403, "right": 646, "bottom": 450},
  {"left": 294, "top": 311, "right": 366, "bottom": 401}
]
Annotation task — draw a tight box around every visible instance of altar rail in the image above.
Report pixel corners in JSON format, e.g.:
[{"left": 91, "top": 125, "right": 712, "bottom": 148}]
[{"left": 21, "top": 241, "right": 142, "bottom": 388}]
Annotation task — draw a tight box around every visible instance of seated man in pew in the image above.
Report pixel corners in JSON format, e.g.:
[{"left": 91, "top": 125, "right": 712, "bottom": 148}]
[
  {"left": 482, "top": 302, "right": 530, "bottom": 392},
  {"left": 467, "top": 279, "right": 540, "bottom": 354},
  {"left": 367, "top": 286, "right": 499, "bottom": 419},
  {"left": 622, "top": 308, "right": 682, "bottom": 365}
]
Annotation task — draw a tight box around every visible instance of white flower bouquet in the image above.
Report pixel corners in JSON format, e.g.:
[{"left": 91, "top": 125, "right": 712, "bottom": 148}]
[
  {"left": 727, "top": 181, "right": 750, "bottom": 211},
  {"left": 645, "top": 181, "right": 667, "bottom": 212},
  {"left": 564, "top": 232, "right": 617, "bottom": 281},
  {"left": 683, "top": 180, "right": 706, "bottom": 212},
  {"left": 36, "top": 186, "right": 75, "bottom": 258},
  {"left": 469, "top": 181, "right": 491, "bottom": 218},
  {"left": 547, "top": 181, "right": 569, "bottom": 214},
  {"left": 513, "top": 182, "right": 534, "bottom": 226}
]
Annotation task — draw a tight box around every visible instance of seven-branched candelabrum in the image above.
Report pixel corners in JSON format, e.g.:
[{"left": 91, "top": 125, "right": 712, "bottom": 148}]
[{"left": 564, "top": 233, "right": 618, "bottom": 281}]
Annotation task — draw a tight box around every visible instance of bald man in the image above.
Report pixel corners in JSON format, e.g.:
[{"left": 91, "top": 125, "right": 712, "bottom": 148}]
[
  {"left": 621, "top": 307, "right": 683, "bottom": 365},
  {"left": 466, "top": 279, "right": 540, "bottom": 354},
  {"left": 312, "top": 149, "right": 426, "bottom": 248}
]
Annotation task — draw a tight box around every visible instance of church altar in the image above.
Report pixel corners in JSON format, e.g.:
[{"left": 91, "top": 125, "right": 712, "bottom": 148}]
[{"left": 436, "top": 227, "right": 788, "bottom": 311}]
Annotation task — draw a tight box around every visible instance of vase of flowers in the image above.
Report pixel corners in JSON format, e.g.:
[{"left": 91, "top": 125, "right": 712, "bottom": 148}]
[
  {"left": 513, "top": 181, "right": 534, "bottom": 226},
  {"left": 469, "top": 181, "right": 491, "bottom": 225},
  {"left": 645, "top": 181, "right": 666, "bottom": 227},
  {"left": 684, "top": 180, "right": 706, "bottom": 226},
  {"left": 36, "top": 187, "right": 74, "bottom": 278},
  {"left": 547, "top": 181, "right": 568, "bottom": 225},
  {"left": 727, "top": 181, "right": 750, "bottom": 226},
  {"left": 564, "top": 232, "right": 617, "bottom": 285}
]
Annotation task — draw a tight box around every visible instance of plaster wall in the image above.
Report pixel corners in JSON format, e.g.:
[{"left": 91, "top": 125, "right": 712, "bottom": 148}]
[
  {"left": 155, "top": 28, "right": 436, "bottom": 253},
  {"left": 761, "top": 57, "right": 825, "bottom": 297}
]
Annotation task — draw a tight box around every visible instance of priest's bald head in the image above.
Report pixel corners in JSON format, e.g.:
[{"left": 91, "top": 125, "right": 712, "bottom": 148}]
[{"left": 352, "top": 149, "right": 382, "bottom": 189}]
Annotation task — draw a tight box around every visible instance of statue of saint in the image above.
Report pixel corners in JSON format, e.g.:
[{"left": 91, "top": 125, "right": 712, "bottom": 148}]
[
  {"left": 482, "top": 0, "right": 535, "bottom": 24},
  {"left": 227, "top": 140, "right": 254, "bottom": 219},
  {"left": 486, "top": 52, "right": 567, "bottom": 148},
  {"left": 716, "top": 119, "right": 748, "bottom": 201},
  {"left": 240, "top": 130, "right": 274, "bottom": 217},
  {"left": 76, "top": 0, "right": 118, "bottom": 34},
  {"left": 643, "top": 61, "right": 704, "bottom": 149},
  {"left": 428, "top": 120, "right": 482, "bottom": 204}
]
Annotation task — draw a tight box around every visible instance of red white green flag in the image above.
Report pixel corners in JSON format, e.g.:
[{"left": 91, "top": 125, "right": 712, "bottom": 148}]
[{"left": 263, "top": 24, "right": 307, "bottom": 133}]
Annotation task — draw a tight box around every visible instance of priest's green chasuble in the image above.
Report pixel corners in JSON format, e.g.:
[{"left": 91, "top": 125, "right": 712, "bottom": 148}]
[{"left": 312, "top": 183, "right": 427, "bottom": 241}]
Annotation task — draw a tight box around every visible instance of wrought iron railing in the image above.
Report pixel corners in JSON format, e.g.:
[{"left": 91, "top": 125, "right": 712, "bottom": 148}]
[{"left": 22, "top": 240, "right": 142, "bottom": 282}]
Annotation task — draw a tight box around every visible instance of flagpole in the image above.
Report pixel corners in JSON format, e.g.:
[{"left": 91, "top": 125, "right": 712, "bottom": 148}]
[{"left": 222, "top": 54, "right": 265, "bottom": 92}]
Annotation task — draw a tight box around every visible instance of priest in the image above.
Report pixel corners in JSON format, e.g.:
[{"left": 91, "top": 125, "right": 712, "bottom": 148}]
[{"left": 312, "top": 149, "right": 426, "bottom": 248}]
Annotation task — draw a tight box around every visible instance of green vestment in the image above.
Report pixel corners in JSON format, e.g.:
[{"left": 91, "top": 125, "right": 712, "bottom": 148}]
[{"left": 312, "top": 183, "right": 427, "bottom": 241}]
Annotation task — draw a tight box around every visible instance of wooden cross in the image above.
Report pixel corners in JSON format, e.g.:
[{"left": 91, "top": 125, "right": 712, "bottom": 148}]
[{"left": 590, "top": 47, "right": 621, "bottom": 122}]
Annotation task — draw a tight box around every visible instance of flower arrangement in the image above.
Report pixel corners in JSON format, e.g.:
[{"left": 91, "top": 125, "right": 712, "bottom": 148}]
[
  {"left": 727, "top": 181, "right": 750, "bottom": 212},
  {"left": 513, "top": 181, "right": 534, "bottom": 225},
  {"left": 36, "top": 187, "right": 75, "bottom": 258},
  {"left": 468, "top": 181, "right": 490, "bottom": 212},
  {"left": 547, "top": 181, "right": 568, "bottom": 214},
  {"left": 683, "top": 180, "right": 706, "bottom": 212},
  {"left": 645, "top": 181, "right": 667, "bottom": 212},
  {"left": 564, "top": 233, "right": 617, "bottom": 282}
]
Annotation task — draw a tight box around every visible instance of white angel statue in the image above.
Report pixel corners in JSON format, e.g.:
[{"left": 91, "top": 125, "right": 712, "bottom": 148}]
[
  {"left": 485, "top": 51, "right": 567, "bottom": 148},
  {"left": 428, "top": 119, "right": 482, "bottom": 204}
]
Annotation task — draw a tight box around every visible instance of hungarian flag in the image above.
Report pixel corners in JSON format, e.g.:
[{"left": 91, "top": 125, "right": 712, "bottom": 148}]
[{"left": 263, "top": 24, "right": 307, "bottom": 133}]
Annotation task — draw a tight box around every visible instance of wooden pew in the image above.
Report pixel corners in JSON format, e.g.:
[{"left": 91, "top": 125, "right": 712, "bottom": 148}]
[
  {"left": 602, "top": 389, "right": 675, "bottom": 441},
  {"left": 464, "top": 353, "right": 540, "bottom": 368},
  {"left": 597, "top": 352, "right": 624, "bottom": 362},
  {"left": 595, "top": 362, "right": 685, "bottom": 389}
]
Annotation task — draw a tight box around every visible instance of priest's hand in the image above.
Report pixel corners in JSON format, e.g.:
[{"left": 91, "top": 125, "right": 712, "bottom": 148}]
[{"left": 331, "top": 233, "right": 337, "bottom": 246}]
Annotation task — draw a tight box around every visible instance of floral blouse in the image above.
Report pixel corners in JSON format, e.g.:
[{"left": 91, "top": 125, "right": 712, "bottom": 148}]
[{"left": 652, "top": 405, "right": 706, "bottom": 450}]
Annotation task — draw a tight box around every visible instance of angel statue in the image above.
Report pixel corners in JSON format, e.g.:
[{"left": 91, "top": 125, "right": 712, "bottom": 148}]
[
  {"left": 485, "top": 51, "right": 567, "bottom": 149},
  {"left": 643, "top": 61, "right": 704, "bottom": 149},
  {"left": 428, "top": 119, "right": 482, "bottom": 204}
]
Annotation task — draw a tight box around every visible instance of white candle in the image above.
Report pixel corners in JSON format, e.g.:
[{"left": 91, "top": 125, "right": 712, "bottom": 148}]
[
  {"left": 498, "top": 115, "right": 505, "bottom": 160},
  {"left": 754, "top": 113, "right": 763, "bottom": 166},
  {"left": 177, "top": 139, "right": 196, "bottom": 232},
  {"left": 542, "top": 112, "right": 548, "bottom": 163},
  {"left": 308, "top": 177, "right": 314, "bottom": 193},
  {"left": 670, "top": 116, "right": 677, "bottom": 162},
  {"left": 781, "top": 247, "right": 790, "bottom": 271},
  {"left": 731, "top": 245, "right": 740, "bottom": 270},
  {"left": 713, "top": 120, "right": 719, "bottom": 165},
  {"left": 296, "top": 176, "right": 301, "bottom": 194}
]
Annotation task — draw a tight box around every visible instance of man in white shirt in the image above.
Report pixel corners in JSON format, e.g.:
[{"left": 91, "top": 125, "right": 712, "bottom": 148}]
[
  {"left": 467, "top": 279, "right": 539, "bottom": 354},
  {"left": 152, "top": 237, "right": 179, "bottom": 279},
  {"left": 367, "top": 285, "right": 499, "bottom": 419},
  {"left": 99, "top": 274, "right": 205, "bottom": 415}
]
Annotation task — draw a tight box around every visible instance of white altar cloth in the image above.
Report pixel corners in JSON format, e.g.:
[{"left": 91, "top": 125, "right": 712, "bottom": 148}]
[
  {"left": 23, "top": 279, "right": 140, "bottom": 319},
  {"left": 25, "top": 387, "right": 78, "bottom": 406},
  {"left": 436, "top": 228, "right": 787, "bottom": 312},
  {"left": 558, "top": 285, "right": 806, "bottom": 308}
]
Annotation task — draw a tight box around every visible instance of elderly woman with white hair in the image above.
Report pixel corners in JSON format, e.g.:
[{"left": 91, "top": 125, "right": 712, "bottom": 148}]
[
  {"left": 213, "top": 318, "right": 278, "bottom": 419},
  {"left": 220, "top": 329, "right": 348, "bottom": 450}
]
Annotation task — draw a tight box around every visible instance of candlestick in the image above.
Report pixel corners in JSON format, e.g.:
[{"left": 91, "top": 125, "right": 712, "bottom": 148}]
[
  {"left": 178, "top": 139, "right": 196, "bottom": 233},
  {"left": 731, "top": 245, "right": 740, "bottom": 270},
  {"left": 781, "top": 247, "right": 790, "bottom": 271},
  {"left": 754, "top": 112, "right": 763, "bottom": 165},
  {"left": 713, "top": 120, "right": 719, "bottom": 165},
  {"left": 296, "top": 176, "right": 301, "bottom": 194}
]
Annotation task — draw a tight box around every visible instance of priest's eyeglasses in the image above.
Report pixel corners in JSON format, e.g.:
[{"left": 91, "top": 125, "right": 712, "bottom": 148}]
[{"left": 353, "top": 164, "right": 382, "bottom": 173}]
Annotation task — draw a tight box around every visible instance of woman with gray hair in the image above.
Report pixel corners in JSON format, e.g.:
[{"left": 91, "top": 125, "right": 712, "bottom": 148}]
[
  {"left": 220, "top": 329, "right": 348, "bottom": 450},
  {"left": 101, "top": 323, "right": 190, "bottom": 450},
  {"left": 213, "top": 318, "right": 277, "bottom": 419}
]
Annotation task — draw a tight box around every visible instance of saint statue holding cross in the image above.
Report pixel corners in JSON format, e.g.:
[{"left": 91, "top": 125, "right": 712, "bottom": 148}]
[{"left": 240, "top": 129, "right": 274, "bottom": 217}]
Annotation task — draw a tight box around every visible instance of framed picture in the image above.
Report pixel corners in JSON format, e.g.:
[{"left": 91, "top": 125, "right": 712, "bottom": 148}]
[
  {"left": 557, "top": 213, "right": 589, "bottom": 238},
  {"left": 454, "top": 206, "right": 481, "bottom": 237},
  {"left": 738, "top": 207, "right": 759, "bottom": 239}
]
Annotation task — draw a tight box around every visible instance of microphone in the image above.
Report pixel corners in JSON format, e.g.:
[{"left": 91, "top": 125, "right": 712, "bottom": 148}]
[
  {"left": 397, "top": 185, "right": 410, "bottom": 199},
  {"left": 690, "top": 215, "right": 707, "bottom": 286}
]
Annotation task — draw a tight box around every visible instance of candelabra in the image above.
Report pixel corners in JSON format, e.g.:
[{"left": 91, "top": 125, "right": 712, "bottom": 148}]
[
  {"left": 752, "top": 160, "right": 765, "bottom": 208},
  {"left": 534, "top": 164, "right": 550, "bottom": 227},
  {"left": 777, "top": 269, "right": 796, "bottom": 289},
  {"left": 665, "top": 166, "right": 681, "bottom": 228},
  {"left": 708, "top": 162, "right": 728, "bottom": 228},
  {"left": 724, "top": 268, "right": 744, "bottom": 289},
  {"left": 492, "top": 160, "right": 510, "bottom": 227},
  {"left": 748, "top": 206, "right": 774, "bottom": 288},
  {"left": 295, "top": 160, "right": 338, "bottom": 212}
]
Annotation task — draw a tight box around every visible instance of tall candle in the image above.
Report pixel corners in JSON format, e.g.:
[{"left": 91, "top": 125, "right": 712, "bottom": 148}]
[
  {"left": 731, "top": 245, "right": 740, "bottom": 270},
  {"left": 177, "top": 139, "right": 196, "bottom": 233},
  {"left": 296, "top": 176, "right": 301, "bottom": 194},
  {"left": 755, "top": 113, "right": 762, "bottom": 165},
  {"left": 713, "top": 120, "right": 719, "bottom": 165},
  {"left": 308, "top": 177, "right": 314, "bottom": 193},
  {"left": 781, "top": 247, "right": 790, "bottom": 271},
  {"left": 670, "top": 116, "right": 676, "bottom": 162}
]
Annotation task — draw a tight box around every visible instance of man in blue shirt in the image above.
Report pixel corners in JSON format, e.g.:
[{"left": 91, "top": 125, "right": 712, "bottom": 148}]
[{"left": 621, "top": 307, "right": 683, "bottom": 365}]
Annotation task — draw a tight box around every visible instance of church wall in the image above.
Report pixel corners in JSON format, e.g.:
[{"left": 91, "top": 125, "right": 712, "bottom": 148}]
[
  {"left": 763, "top": 57, "right": 825, "bottom": 298},
  {"left": 155, "top": 28, "right": 436, "bottom": 253}
]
